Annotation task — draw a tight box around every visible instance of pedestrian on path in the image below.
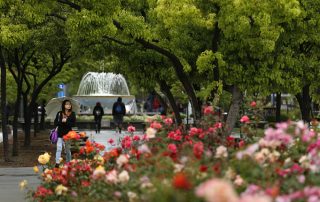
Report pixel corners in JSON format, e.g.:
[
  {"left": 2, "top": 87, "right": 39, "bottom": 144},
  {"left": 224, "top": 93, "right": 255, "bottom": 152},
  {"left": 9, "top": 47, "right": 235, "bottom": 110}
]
[
  {"left": 112, "top": 97, "right": 126, "bottom": 134},
  {"left": 152, "top": 96, "right": 160, "bottom": 112},
  {"left": 54, "top": 99, "right": 76, "bottom": 168},
  {"left": 93, "top": 102, "right": 104, "bottom": 134}
]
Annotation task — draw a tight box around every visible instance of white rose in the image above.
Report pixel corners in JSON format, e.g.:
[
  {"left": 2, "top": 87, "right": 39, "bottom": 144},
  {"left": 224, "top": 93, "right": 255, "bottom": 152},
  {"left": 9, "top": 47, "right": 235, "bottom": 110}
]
[
  {"left": 116, "top": 154, "right": 129, "bottom": 167},
  {"left": 105, "top": 170, "right": 118, "bottom": 184},
  {"left": 127, "top": 191, "right": 138, "bottom": 202},
  {"left": 146, "top": 127, "right": 156, "bottom": 139},
  {"left": 234, "top": 175, "right": 244, "bottom": 186},
  {"left": 215, "top": 146, "right": 228, "bottom": 158},
  {"left": 118, "top": 170, "right": 130, "bottom": 184},
  {"left": 173, "top": 164, "right": 184, "bottom": 173}
]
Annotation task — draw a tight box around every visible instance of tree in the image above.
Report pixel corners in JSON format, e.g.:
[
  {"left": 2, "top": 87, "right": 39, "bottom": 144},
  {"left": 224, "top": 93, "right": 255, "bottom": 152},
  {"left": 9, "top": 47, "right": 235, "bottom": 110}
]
[
  {"left": 1, "top": 0, "right": 73, "bottom": 150},
  {"left": 0, "top": 46, "right": 9, "bottom": 161},
  {"left": 197, "top": 0, "right": 307, "bottom": 133},
  {"left": 56, "top": 0, "right": 216, "bottom": 123},
  {"left": 0, "top": 0, "right": 35, "bottom": 156},
  {"left": 57, "top": 0, "right": 317, "bottom": 131}
]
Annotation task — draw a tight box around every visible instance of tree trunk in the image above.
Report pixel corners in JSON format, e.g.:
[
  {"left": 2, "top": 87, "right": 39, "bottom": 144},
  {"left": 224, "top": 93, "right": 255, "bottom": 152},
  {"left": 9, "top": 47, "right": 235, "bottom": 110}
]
[
  {"left": 210, "top": 11, "right": 221, "bottom": 100},
  {"left": 0, "top": 46, "right": 9, "bottom": 161},
  {"left": 158, "top": 80, "right": 182, "bottom": 125},
  {"left": 23, "top": 115, "right": 32, "bottom": 147},
  {"left": 33, "top": 102, "right": 39, "bottom": 137},
  {"left": 296, "top": 85, "right": 312, "bottom": 123},
  {"left": 225, "top": 86, "right": 243, "bottom": 136},
  {"left": 40, "top": 100, "right": 46, "bottom": 130},
  {"left": 276, "top": 92, "right": 281, "bottom": 122},
  {"left": 23, "top": 95, "right": 31, "bottom": 147},
  {"left": 9, "top": 68, "right": 23, "bottom": 156},
  {"left": 12, "top": 95, "right": 21, "bottom": 156}
]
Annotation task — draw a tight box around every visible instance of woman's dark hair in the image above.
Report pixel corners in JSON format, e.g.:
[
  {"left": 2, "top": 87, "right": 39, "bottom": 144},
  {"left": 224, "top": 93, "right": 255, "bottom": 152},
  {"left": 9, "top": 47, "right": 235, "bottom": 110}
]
[
  {"left": 117, "top": 97, "right": 122, "bottom": 102},
  {"left": 61, "top": 99, "right": 72, "bottom": 112}
]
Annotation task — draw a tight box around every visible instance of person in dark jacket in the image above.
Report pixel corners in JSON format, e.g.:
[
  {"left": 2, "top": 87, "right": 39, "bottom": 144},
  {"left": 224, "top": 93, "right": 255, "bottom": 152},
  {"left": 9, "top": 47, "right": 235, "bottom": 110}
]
[
  {"left": 112, "top": 97, "right": 126, "bottom": 134},
  {"left": 93, "top": 102, "right": 104, "bottom": 133},
  {"left": 54, "top": 99, "right": 76, "bottom": 168}
]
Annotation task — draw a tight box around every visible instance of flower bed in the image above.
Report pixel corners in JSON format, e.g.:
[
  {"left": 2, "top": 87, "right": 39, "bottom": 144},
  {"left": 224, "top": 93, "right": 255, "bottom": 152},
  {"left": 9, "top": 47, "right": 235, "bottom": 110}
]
[{"left": 22, "top": 104, "right": 320, "bottom": 202}]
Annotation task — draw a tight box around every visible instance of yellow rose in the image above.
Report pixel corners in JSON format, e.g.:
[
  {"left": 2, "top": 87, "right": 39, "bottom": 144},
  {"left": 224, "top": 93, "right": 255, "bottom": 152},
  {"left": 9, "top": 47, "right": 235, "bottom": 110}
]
[
  {"left": 44, "top": 174, "right": 52, "bottom": 182},
  {"left": 92, "top": 165, "right": 106, "bottom": 179},
  {"left": 33, "top": 166, "right": 39, "bottom": 173},
  {"left": 55, "top": 184, "right": 68, "bottom": 195},
  {"left": 19, "top": 180, "right": 28, "bottom": 191},
  {"left": 38, "top": 152, "right": 51, "bottom": 165}
]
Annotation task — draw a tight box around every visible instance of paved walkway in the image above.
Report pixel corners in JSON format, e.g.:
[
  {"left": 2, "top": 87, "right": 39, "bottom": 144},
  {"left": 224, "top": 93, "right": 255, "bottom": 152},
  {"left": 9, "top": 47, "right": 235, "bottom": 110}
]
[
  {"left": 0, "top": 129, "right": 143, "bottom": 201},
  {"left": 0, "top": 167, "right": 40, "bottom": 202}
]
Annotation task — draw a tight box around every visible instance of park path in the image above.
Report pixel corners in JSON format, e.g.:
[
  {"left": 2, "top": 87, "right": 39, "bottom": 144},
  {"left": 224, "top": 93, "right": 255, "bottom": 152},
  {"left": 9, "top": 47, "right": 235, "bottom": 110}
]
[
  {"left": 0, "top": 129, "right": 143, "bottom": 202},
  {"left": 0, "top": 167, "right": 40, "bottom": 202}
]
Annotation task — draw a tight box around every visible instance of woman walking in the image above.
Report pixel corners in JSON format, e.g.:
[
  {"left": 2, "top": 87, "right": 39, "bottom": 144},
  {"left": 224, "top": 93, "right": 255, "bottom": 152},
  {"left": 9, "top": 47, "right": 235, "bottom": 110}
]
[
  {"left": 93, "top": 102, "right": 104, "bottom": 133},
  {"left": 54, "top": 99, "right": 76, "bottom": 168}
]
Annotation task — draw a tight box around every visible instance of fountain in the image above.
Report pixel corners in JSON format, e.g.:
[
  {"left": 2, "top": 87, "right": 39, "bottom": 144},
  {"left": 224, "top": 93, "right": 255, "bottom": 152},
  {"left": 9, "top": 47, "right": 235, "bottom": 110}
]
[{"left": 73, "top": 72, "right": 137, "bottom": 115}]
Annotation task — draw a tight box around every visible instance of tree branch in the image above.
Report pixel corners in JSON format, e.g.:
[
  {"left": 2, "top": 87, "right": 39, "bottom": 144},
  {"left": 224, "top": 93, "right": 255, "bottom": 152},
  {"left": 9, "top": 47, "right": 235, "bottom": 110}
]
[
  {"left": 57, "top": 0, "right": 81, "bottom": 11},
  {"left": 103, "top": 36, "right": 134, "bottom": 46},
  {"left": 46, "top": 13, "right": 67, "bottom": 21},
  {"left": 22, "top": 51, "right": 36, "bottom": 69}
]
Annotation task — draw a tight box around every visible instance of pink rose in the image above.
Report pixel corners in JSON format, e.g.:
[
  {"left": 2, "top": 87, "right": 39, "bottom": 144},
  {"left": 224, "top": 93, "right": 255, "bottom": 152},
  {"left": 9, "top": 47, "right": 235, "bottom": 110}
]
[
  {"left": 250, "top": 101, "right": 257, "bottom": 107},
  {"left": 204, "top": 106, "right": 214, "bottom": 115},
  {"left": 168, "top": 144, "right": 177, "bottom": 153},
  {"left": 127, "top": 125, "right": 136, "bottom": 133},
  {"left": 164, "top": 118, "right": 173, "bottom": 125},
  {"left": 195, "top": 178, "right": 238, "bottom": 202},
  {"left": 108, "top": 138, "right": 114, "bottom": 144},
  {"left": 240, "top": 115, "right": 250, "bottom": 123}
]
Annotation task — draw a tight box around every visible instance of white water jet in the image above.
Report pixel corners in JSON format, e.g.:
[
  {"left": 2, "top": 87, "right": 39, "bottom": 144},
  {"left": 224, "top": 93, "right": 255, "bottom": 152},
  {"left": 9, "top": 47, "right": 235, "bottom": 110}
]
[
  {"left": 73, "top": 72, "right": 136, "bottom": 115},
  {"left": 77, "top": 72, "right": 130, "bottom": 96}
]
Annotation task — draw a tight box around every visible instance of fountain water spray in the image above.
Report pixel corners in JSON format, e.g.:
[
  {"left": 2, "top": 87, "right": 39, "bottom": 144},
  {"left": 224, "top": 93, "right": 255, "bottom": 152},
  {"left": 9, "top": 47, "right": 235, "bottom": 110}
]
[
  {"left": 77, "top": 72, "right": 130, "bottom": 96},
  {"left": 73, "top": 72, "right": 136, "bottom": 115}
]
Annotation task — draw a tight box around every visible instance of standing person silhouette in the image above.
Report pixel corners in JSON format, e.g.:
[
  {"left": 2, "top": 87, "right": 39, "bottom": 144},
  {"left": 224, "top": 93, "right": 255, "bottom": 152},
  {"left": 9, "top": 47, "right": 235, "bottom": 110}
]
[
  {"left": 93, "top": 102, "right": 104, "bottom": 133},
  {"left": 112, "top": 97, "right": 126, "bottom": 134},
  {"left": 152, "top": 96, "right": 160, "bottom": 112},
  {"left": 54, "top": 99, "right": 76, "bottom": 168}
]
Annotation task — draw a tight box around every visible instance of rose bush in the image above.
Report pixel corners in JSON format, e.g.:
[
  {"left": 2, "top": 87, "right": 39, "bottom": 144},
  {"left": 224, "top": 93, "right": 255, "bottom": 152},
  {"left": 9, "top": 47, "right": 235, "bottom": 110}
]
[{"left": 23, "top": 104, "right": 320, "bottom": 202}]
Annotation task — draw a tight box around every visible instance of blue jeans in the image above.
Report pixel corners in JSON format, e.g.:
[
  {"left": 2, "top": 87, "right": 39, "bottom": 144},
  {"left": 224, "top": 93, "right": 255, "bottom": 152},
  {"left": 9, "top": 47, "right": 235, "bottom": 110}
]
[{"left": 55, "top": 137, "right": 71, "bottom": 164}]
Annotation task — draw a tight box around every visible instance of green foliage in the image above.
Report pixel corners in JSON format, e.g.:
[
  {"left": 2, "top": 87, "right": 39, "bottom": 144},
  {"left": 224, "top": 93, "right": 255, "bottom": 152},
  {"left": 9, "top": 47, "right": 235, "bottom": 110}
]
[
  {"left": 196, "top": 50, "right": 215, "bottom": 73},
  {"left": 170, "top": 82, "right": 188, "bottom": 104},
  {"left": 0, "top": 22, "right": 32, "bottom": 47},
  {"left": 2, "top": 0, "right": 320, "bottom": 125},
  {"left": 0, "top": 0, "right": 77, "bottom": 114},
  {"left": 197, "top": 80, "right": 223, "bottom": 102}
]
